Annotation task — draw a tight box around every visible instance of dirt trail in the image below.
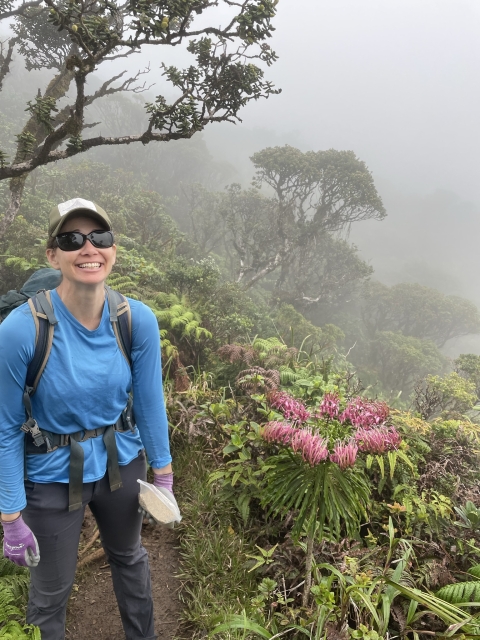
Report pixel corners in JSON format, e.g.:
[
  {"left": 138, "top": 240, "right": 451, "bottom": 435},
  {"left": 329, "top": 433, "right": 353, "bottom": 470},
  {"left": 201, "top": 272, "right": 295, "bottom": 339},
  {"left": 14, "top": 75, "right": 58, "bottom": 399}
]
[{"left": 66, "top": 508, "right": 182, "bottom": 640}]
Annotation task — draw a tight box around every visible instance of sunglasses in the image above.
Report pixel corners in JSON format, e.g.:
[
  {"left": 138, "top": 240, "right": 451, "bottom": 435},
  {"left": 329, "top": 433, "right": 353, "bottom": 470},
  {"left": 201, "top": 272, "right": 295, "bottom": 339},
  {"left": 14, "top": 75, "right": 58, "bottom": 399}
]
[{"left": 54, "top": 230, "right": 114, "bottom": 252}]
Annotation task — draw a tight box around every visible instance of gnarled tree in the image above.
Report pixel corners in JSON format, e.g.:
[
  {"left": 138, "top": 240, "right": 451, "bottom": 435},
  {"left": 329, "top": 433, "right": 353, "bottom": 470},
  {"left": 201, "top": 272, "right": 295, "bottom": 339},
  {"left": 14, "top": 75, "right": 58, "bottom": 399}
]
[
  {"left": 0, "top": 0, "right": 280, "bottom": 236},
  {"left": 186, "top": 145, "right": 384, "bottom": 306},
  {"left": 361, "top": 281, "right": 480, "bottom": 348}
]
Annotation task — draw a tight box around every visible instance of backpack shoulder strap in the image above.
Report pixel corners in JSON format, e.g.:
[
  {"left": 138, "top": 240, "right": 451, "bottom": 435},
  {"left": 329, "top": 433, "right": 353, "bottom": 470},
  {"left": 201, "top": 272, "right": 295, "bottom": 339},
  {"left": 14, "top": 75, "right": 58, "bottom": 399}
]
[
  {"left": 26, "top": 290, "right": 58, "bottom": 394},
  {"left": 105, "top": 287, "right": 132, "bottom": 367}
]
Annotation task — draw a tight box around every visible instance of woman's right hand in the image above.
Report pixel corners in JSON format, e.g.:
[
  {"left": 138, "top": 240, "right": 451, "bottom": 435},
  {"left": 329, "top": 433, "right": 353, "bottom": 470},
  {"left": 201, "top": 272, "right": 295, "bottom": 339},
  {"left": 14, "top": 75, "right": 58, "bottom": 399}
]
[{"left": 1, "top": 515, "right": 40, "bottom": 567}]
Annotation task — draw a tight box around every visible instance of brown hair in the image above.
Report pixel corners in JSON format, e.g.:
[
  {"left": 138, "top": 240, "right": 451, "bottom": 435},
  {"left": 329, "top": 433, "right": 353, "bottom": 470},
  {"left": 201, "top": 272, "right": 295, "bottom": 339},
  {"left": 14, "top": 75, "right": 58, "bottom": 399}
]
[{"left": 46, "top": 235, "right": 57, "bottom": 250}]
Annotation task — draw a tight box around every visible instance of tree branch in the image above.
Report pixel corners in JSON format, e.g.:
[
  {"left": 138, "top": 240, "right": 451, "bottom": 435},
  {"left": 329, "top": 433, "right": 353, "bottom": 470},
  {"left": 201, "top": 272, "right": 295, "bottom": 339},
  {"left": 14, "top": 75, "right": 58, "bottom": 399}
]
[
  {"left": 0, "top": 0, "right": 42, "bottom": 20},
  {"left": 0, "top": 37, "right": 16, "bottom": 91}
]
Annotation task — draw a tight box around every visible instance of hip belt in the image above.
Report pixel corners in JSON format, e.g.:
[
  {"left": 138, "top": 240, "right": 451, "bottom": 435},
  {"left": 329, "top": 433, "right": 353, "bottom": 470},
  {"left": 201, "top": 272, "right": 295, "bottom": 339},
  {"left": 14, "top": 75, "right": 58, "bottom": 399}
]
[{"left": 22, "top": 404, "right": 135, "bottom": 512}]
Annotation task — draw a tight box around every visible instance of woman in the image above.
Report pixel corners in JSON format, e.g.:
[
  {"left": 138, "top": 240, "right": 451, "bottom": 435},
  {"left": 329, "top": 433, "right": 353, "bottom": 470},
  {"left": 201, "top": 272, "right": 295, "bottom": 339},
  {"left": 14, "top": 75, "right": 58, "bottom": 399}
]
[{"left": 0, "top": 198, "right": 174, "bottom": 640}]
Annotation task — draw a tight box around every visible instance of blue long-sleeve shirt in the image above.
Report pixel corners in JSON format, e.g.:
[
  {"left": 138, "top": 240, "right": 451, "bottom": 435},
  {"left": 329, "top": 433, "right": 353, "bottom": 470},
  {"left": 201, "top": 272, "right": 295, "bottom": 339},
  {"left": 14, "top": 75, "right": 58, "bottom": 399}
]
[{"left": 0, "top": 289, "right": 171, "bottom": 514}]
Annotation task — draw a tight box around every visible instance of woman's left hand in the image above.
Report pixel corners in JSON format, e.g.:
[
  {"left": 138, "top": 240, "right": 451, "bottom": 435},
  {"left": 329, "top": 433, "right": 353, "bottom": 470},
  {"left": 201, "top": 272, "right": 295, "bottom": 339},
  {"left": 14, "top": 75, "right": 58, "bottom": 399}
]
[
  {"left": 139, "top": 472, "right": 178, "bottom": 527},
  {"left": 153, "top": 471, "right": 173, "bottom": 493}
]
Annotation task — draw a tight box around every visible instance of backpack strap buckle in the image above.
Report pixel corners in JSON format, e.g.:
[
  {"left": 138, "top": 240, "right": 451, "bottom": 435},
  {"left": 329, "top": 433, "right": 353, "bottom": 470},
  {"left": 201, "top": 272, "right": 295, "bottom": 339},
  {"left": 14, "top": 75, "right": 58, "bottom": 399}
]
[
  {"left": 20, "top": 418, "right": 45, "bottom": 447},
  {"left": 121, "top": 405, "right": 135, "bottom": 432}
]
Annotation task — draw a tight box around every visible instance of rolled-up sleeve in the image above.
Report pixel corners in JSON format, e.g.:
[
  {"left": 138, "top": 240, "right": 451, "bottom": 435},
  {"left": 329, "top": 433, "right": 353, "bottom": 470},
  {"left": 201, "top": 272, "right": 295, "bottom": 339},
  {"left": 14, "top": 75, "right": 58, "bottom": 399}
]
[
  {"left": 130, "top": 302, "right": 172, "bottom": 469},
  {"left": 0, "top": 307, "right": 35, "bottom": 513}
]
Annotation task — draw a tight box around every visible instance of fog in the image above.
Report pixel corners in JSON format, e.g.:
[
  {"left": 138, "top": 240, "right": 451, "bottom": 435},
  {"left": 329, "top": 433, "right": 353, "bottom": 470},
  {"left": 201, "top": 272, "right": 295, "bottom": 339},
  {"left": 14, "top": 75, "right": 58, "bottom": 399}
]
[
  {"left": 3, "top": 0, "right": 480, "bottom": 357},
  {"left": 203, "top": 0, "right": 480, "bottom": 355}
]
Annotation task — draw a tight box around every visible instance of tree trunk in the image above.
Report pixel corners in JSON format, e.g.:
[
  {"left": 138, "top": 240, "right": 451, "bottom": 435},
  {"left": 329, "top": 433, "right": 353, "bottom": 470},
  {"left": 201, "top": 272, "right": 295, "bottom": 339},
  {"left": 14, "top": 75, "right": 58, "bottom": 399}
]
[
  {"left": 0, "top": 176, "right": 27, "bottom": 238},
  {"left": 0, "top": 64, "right": 75, "bottom": 238}
]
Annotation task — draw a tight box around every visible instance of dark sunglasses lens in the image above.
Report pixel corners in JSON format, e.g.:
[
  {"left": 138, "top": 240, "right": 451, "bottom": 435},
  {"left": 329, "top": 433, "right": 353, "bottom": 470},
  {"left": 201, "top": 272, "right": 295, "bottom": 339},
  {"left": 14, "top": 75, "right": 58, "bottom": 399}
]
[
  {"left": 90, "top": 231, "right": 114, "bottom": 248},
  {"left": 56, "top": 232, "right": 85, "bottom": 251}
]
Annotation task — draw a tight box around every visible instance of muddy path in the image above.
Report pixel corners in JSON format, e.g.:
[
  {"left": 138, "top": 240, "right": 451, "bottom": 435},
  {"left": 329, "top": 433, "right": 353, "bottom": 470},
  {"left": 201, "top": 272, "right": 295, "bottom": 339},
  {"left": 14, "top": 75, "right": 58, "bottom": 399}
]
[{"left": 65, "top": 508, "right": 183, "bottom": 640}]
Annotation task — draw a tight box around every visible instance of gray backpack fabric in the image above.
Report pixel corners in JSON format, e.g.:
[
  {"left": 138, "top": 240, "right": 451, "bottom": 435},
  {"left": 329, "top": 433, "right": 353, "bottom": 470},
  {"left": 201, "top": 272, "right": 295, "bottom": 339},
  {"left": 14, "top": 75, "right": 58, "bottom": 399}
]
[{"left": 0, "top": 269, "right": 62, "bottom": 322}]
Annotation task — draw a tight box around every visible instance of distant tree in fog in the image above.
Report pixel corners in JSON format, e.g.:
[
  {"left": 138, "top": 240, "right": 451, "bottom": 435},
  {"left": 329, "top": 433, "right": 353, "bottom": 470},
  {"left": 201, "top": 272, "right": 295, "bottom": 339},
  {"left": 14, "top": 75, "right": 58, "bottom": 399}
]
[
  {"left": 368, "top": 331, "right": 447, "bottom": 396},
  {"left": 0, "top": 0, "right": 280, "bottom": 237},
  {"left": 361, "top": 281, "right": 480, "bottom": 348},
  {"left": 455, "top": 353, "right": 480, "bottom": 399},
  {"left": 187, "top": 145, "right": 384, "bottom": 306},
  {"left": 251, "top": 145, "right": 386, "bottom": 232}
]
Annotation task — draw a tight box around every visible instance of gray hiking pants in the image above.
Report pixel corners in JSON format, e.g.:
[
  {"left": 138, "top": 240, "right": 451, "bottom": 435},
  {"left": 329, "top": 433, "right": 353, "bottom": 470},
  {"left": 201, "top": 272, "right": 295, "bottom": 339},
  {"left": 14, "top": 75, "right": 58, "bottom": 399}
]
[{"left": 22, "top": 451, "right": 156, "bottom": 640}]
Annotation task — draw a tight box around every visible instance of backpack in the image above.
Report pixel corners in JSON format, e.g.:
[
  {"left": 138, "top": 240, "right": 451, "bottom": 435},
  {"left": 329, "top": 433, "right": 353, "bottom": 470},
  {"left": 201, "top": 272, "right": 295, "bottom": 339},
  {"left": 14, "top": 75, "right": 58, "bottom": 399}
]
[
  {"left": 0, "top": 269, "right": 132, "bottom": 384},
  {"left": 1, "top": 269, "right": 134, "bottom": 512},
  {"left": 0, "top": 268, "right": 62, "bottom": 322}
]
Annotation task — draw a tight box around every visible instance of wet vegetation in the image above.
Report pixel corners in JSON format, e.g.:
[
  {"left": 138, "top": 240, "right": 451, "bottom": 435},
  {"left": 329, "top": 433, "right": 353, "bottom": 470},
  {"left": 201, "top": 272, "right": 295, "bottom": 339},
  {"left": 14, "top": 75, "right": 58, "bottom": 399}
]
[{"left": 3, "top": 1, "right": 480, "bottom": 639}]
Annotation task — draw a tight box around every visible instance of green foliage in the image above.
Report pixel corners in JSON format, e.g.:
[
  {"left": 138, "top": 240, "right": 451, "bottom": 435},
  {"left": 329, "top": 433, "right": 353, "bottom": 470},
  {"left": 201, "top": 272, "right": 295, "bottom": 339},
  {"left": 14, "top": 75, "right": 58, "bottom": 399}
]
[
  {"left": 120, "top": 190, "right": 183, "bottom": 252},
  {"left": 106, "top": 273, "right": 140, "bottom": 300},
  {"left": 263, "top": 455, "right": 370, "bottom": 542},
  {"left": 186, "top": 146, "right": 383, "bottom": 301},
  {"left": 66, "top": 135, "right": 83, "bottom": 152},
  {"left": 0, "top": 558, "right": 30, "bottom": 605},
  {"left": 367, "top": 330, "right": 447, "bottom": 396},
  {"left": 414, "top": 372, "right": 477, "bottom": 420},
  {"left": 14, "top": 132, "right": 36, "bottom": 160},
  {"left": 361, "top": 281, "right": 480, "bottom": 348},
  {"left": 455, "top": 501, "right": 480, "bottom": 530},
  {"left": 350, "top": 625, "right": 384, "bottom": 640},
  {"left": 4, "top": 257, "right": 44, "bottom": 273},
  {"left": 387, "top": 579, "right": 480, "bottom": 635},
  {"left": 0, "top": 557, "right": 38, "bottom": 639},
  {"left": 147, "top": 292, "right": 211, "bottom": 363},
  {"left": 1, "top": 0, "right": 280, "bottom": 193},
  {"left": 174, "top": 443, "right": 258, "bottom": 635},
  {"left": 251, "top": 146, "right": 386, "bottom": 228},
  {"left": 467, "top": 564, "right": 480, "bottom": 579},
  {"left": 436, "top": 580, "right": 480, "bottom": 604},
  {"left": 149, "top": 292, "right": 211, "bottom": 342},
  {"left": 209, "top": 420, "right": 265, "bottom": 524},
  {"left": 272, "top": 303, "right": 344, "bottom": 356},
  {"left": 455, "top": 353, "right": 480, "bottom": 398},
  {"left": 25, "top": 96, "right": 58, "bottom": 133},
  {"left": 113, "top": 247, "right": 161, "bottom": 285}
]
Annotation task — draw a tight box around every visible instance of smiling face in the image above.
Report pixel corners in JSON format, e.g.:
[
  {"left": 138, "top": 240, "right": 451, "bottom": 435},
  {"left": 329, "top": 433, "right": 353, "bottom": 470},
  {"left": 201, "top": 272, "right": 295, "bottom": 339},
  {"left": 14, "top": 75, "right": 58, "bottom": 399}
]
[{"left": 46, "top": 214, "right": 116, "bottom": 289}]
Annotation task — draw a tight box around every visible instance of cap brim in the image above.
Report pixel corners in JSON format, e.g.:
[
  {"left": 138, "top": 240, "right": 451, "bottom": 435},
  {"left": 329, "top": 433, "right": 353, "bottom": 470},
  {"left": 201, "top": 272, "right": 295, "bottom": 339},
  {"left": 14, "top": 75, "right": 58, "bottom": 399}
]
[{"left": 50, "top": 208, "right": 112, "bottom": 237}]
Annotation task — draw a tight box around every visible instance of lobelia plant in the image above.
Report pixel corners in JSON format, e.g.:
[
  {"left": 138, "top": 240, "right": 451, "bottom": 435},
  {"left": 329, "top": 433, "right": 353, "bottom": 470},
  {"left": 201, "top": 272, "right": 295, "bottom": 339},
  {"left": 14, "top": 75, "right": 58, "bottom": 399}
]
[
  {"left": 261, "top": 392, "right": 402, "bottom": 607},
  {"left": 268, "top": 390, "right": 311, "bottom": 423}
]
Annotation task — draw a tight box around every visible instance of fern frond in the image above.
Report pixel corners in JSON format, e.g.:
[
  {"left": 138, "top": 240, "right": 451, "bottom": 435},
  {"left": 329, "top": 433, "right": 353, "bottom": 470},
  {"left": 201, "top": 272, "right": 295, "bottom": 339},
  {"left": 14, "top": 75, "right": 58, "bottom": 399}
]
[
  {"left": 107, "top": 274, "right": 139, "bottom": 299},
  {"left": 253, "top": 337, "right": 286, "bottom": 357},
  {"left": 0, "top": 558, "right": 30, "bottom": 607},
  {"left": 279, "top": 367, "right": 302, "bottom": 385},
  {"left": 436, "top": 581, "right": 480, "bottom": 604},
  {"left": 236, "top": 367, "right": 280, "bottom": 394},
  {"left": 217, "top": 344, "right": 255, "bottom": 365},
  {"left": 0, "top": 587, "right": 23, "bottom": 625},
  {"left": 467, "top": 565, "right": 480, "bottom": 580}
]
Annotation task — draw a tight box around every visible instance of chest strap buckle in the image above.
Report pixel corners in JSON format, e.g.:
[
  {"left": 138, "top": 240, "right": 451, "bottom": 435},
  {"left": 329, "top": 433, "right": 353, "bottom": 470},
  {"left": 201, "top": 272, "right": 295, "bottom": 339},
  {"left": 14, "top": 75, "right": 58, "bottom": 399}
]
[{"left": 20, "top": 419, "right": 45, "bottom": 447}]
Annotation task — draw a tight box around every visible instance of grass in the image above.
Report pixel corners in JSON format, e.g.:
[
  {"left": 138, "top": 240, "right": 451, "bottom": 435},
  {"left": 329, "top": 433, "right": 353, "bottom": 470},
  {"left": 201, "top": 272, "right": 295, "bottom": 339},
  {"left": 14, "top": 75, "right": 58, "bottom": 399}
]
[{"left": 173, "top": 440, "right": 259, "bottom": 639}]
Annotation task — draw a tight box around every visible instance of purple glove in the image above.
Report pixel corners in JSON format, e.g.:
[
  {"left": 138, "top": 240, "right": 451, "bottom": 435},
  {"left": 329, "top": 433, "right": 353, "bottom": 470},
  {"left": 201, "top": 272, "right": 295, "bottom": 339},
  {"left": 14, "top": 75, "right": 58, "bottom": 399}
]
[
  {"left": 153, "top": 472, "right": 174, "bottom": 493},
  {"left": 2, "top": 516, "right": 40, "bottom": 567},
  {"left": 153, "top": 473, "right": 177, "bottom": 529}
]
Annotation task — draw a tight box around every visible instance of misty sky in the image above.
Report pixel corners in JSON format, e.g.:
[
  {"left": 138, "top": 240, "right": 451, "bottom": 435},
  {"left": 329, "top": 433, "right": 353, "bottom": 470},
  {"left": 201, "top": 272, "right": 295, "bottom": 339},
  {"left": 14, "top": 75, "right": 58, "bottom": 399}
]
[
  {"left": 4, "top": 0, "right": 480, "bottom": 350},
  {"left": 207, "top": 0, "right": 480, "bottom": 353},
  {"left": 78, "top": 0, "right": 480, "bottom": 350},
  {"left": 99, "top": 0, "right": 480, "bottom": 201},
  {"left": 238, "top": 0, "right": 480, "bottom": 200}
]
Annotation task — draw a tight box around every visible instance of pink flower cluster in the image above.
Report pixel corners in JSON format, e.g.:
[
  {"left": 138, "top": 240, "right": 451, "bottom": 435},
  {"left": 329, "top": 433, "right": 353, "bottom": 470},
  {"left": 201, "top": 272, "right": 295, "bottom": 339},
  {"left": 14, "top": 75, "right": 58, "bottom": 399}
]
[
  {"left": 263, "top": 393, "right": 401, "bottom": 470},
  {"left": 268, "top": 391, "right": 311, "bottom": 423},
  {"left": 339, "top": 397, "right": 390, "bottom": 429},
  {"left": 329, "top": 439, "right": 358, "bottom": 470},
  {"left": 263, "top": 422, "right": 328, "bottom": 466},
  {"left": 318, "top": 392, "right": 340, "bottom": 419},
  {"left": 355, "top": 426, "right": 401, "bottom": 454}
]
